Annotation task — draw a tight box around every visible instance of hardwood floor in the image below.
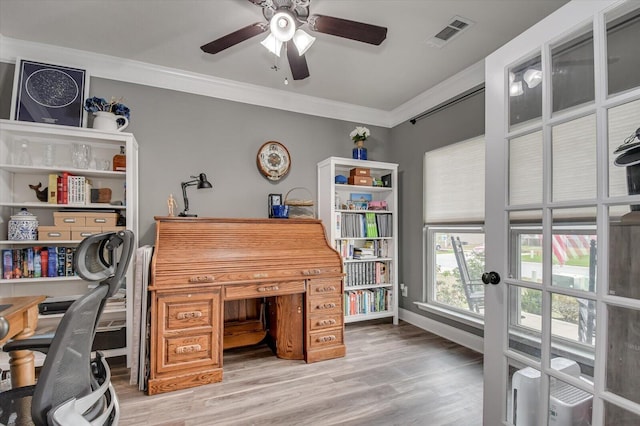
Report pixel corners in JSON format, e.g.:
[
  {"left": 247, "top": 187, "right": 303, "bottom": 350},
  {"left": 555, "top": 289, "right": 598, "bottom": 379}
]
[{"left": 112, "top": 320, "right": 484, "bottom": 425}]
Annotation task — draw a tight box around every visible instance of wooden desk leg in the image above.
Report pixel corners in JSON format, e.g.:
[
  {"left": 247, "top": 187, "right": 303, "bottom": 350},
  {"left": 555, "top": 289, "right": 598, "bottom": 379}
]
[
  {"left": 9, "top": 305, "right": 40, "bottom": 388},
  {"left": 9, "top": 349, "right": 36, "bottom": 388}
]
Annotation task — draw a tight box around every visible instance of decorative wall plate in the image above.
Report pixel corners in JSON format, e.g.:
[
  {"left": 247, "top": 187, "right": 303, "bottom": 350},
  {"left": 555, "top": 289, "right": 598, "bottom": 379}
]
[{"left": 257, "top": 141, "right": 291, "bottom": 181}]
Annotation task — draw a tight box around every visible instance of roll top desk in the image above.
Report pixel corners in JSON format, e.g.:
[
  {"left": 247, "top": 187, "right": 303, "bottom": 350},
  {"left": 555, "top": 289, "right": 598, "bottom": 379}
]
[{"left": 147, "top": 217, "right": 346, "bottom": 395}]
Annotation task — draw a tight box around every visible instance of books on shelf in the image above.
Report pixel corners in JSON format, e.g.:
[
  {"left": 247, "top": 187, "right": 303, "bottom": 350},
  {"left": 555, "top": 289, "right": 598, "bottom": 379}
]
[
  {"left": 344, "top": 287, "right": 393, "bottom": 316},
  {"left": 344, "top": 261, "right": 390, "bottom": 287},
  {"left": 49, "top": 172, "right": 92, "bottom": 205},
  {"left": 2, "top": 246, "right": 76, "bottom": 279},
  {"left": 335, "top": 239, "right": 390, "bottom": 260},
  {"left": 339, "top": 212, "right": 392, "bottom": 238}
]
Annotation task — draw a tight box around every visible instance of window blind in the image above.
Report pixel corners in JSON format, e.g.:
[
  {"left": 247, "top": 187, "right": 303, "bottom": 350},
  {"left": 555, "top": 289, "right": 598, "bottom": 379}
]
[{"left": 424, "top": 136, "right": 485, "bottom": 223}]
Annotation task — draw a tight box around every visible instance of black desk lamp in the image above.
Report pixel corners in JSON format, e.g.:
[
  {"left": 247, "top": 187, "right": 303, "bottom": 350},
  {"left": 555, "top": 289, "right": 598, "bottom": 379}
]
[{"left": 179, "top": 173, "right": 213, "bottom": 217}]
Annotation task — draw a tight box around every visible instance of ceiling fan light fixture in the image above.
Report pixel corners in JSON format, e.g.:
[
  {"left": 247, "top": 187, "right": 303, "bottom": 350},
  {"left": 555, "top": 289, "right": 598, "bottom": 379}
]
[
  {"left": 509, "top": 81, "right": 524, "bottom": 97},
  {"left": 293, "top": 29, "right": 315, "bottom": 56},
  {"left": 523, "top": 68, "right": 543, "bottom": 89},
  {"left": 270, "top": 11, "right": 296, "bottom": 42},
  {"left": 261, "top": 33, "right": 283, "bottom": 57}
]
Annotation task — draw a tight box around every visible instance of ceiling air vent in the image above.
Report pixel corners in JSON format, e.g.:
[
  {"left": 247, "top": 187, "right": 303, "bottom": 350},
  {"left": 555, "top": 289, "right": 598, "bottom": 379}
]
[{"left": 426, "top": 15, "right": 475, "bottom": 48}]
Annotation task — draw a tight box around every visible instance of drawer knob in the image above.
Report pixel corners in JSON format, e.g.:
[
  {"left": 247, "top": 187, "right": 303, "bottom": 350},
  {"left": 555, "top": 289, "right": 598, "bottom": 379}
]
[
  {"left": 316, "top": 286, "right": 336, "bottom": 293},
  {"left": 317, "top": 335, "right": 337, "bottom": 343},
  {"left": 175, "top": 344, "right": 202, "bottom": 354},
  {"left": 318, "top": 319, "right": 337, "bottom": 326},
  {"left": 317, "top": 303, "right": 336, "bottom": 310},
  {"left": 302, "top": 269, "right": 322, "bottom": 276},
  {"left": 257, "top": 285, "right": 279, "bottom": 292},
  {"left": 177, "top": 311, "right": 203, "bottom": 320},
  {"left": 253, "top": 273, "right": 269, "bottom": 278},
  {"left": 188, "top": 275, "right": 215, "bottom": 283}
]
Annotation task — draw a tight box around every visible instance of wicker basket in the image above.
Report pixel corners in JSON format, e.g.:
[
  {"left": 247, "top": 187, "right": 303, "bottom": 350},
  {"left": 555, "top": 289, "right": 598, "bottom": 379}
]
[{"left": 284, "top": 187, "right": 316, "bottom": 219}]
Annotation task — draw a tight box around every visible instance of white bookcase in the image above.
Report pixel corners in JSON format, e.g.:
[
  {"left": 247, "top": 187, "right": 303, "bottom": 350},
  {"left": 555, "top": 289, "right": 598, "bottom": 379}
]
[
  {"left": 317, "top": 157, "right": 398, "bottom": 325},
  {"left": 0, "top": 119, "right": 138, "bottom": 364}
]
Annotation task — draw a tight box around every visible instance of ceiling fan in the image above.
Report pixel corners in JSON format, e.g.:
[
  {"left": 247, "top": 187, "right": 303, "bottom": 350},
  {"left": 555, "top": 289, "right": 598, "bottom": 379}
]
[{"left": 200, "top": 0, "right": 387, "bottom": 81}]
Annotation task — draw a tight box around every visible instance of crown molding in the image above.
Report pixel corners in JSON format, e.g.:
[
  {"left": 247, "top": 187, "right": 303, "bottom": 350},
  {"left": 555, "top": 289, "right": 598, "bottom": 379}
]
[
  {"left": 0, "top": 35, "right": 484, "bottom": 129},
  {"left": 387, "top": 60, "right": 485, "bottom": 128}
]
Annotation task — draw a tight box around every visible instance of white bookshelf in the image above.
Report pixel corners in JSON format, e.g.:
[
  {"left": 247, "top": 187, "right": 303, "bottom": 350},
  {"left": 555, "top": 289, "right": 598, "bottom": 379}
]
[
  {"left": 0, "top": 119, "right": 138, "bottom": 364},
  {"left": 317, "top": 157, "right": 398, "bottom": 325}
]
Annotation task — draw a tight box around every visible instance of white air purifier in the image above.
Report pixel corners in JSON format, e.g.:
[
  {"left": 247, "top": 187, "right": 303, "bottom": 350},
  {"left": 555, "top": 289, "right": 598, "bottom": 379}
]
[{"left": 511, "top": 358, "right": 589, "bottom": 426}]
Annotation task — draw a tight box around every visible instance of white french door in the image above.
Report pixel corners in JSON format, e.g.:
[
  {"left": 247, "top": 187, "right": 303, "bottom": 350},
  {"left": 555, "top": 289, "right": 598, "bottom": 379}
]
[{"left": 483, "top": 1, "right": 640, "bottom": 425}]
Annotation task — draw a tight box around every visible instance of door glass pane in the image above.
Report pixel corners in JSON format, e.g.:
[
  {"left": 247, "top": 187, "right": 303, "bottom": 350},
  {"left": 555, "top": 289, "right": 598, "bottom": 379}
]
[
  {"left": 551, "top": 207, "right": 597, "bottom": 293},
  {"left": 604, "top": 401, "right": 640, "bottom": 425},
  {"left": 509, "top": 285, "right": 542, "bottom": 363},
  {"left": 509, "top": 55, "right": 543, "bottom": 128},
  {"left": 606, "top": 5, "right": 640, "bottom": 95},
  {"left": 609, "top": 99, "right": 640, "bottom": 198},
  {"left": 608, "top": 205, "right": 639, "bottom": 300},
  {"left": 510, "top": 211, "right": 542, "bottom": 283},
  {"left": 433, "top": 231, "right": 485, "bottom": 314},
  {"left": 510, "top": 132, "right": 543, "bottom": 205},
  {"left": 551, "top": 293, "right": 596, "bottom": 347},
  {"left": 552, "top": 115, "right": 597, "bottom": 202},
  {"left": 509, "top": 362, "right": 545, "bottom": 425},
  {"left": 551, "top": 28, "right": 595, "bottom": 113},
  {"left": 606, "top": 305, "right": 640, "bottom": 405},
  {"left": 547, "top": 377, "right": 593, "bottom": 425}
]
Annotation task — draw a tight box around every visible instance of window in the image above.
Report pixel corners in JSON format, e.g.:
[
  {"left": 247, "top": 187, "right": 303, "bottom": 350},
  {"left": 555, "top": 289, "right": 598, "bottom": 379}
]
[{"left": 422, "top": 136, "right": 485, "bottom": 321}]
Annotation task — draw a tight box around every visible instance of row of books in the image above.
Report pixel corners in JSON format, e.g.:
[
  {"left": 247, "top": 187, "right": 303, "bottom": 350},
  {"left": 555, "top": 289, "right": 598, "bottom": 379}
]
[
  {"left": 344, "top": 288, "right": 392, "bottom": 316},
  {"left": 339, "top": 212, "right": 392, "bottom": 238},
  {"left": 2, "top": 247, "right": 76, "bottom": 279},
  {"left": 345, "top": 261, "right": 390, "bottom": 287},
  {"left": 335, "top": 239, "right": 391, "bottom": 260},
  {"left": 47, "top": 172, "right": 90, "bottom": 205}
]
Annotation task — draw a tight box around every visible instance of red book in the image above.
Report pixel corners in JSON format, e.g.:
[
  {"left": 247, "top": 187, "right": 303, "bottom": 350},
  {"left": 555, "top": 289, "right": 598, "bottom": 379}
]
[{"left": 40, "top": 248, "right": 49, "bottom": 277}]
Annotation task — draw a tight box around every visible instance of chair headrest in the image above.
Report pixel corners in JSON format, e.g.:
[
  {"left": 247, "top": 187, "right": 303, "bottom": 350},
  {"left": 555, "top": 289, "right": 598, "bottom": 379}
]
[{"left": 73, "top": 230, "right": 135, "bottom": 297}]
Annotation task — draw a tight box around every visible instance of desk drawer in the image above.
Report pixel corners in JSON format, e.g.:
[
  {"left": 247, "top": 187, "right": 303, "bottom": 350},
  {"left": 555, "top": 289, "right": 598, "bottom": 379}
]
[
  {"left": 308, "top": 313, "right": 343, "bottom": 331},
  {"left": 308, "top": 279, "right": 342, "bottom": 296},
  {"left": 224, "top": 280, "right": 305, "bottom": 300},
  {"left": 308, "top": 328, "right": 344, "bottom": 350},
  {"left": 308, "top": 295, "right": 342, "bottom": 315},
  {"left": 162, "top": 332, "right": 215, "bottom": 371}
]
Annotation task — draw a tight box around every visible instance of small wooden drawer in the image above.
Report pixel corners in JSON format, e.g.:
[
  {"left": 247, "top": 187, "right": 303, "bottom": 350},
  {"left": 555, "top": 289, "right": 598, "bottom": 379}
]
[
  {"left": 38, "top": 226, "right": 71, "bottom": 241},
  {"left": 71, "top": 227, "right": 102, "bottom": 241},
  {"left": 53, "top": 212, "right": 85, "bottom": 227},
  {"left": 84, "top": 212, "right": 119, "bottom": 227},
  {"left": 161, "top": 333, "right": 215, "bottom": 372},
  {"left": 224, "top": 280, "right": 305, "bottom": 300},
  {"left": 308, "top": 295, "right": 342, "bottom": 315},
  {"left": 308, "top": 279, "right": 342, "bottom": 296},
  {"left": 308, "top": 328, "right": 344, "bottom": 349},
  {"left": 166, "top": 300, "right": 214, "bottom": 330},
  {"left": 308, "top": 313, "right": 343, "bottom": 331}
]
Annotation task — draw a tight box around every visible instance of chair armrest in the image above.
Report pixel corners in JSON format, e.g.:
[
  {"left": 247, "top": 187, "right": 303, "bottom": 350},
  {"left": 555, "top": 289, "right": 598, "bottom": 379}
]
[{"left": 2, "top": 333, "right": 55, "bottom": 354}]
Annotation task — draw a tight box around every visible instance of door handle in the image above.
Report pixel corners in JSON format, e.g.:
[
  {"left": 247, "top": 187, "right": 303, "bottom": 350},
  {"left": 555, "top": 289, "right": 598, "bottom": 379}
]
[{"left": 481, "top": 271, "right": 501, "bottom": 285}]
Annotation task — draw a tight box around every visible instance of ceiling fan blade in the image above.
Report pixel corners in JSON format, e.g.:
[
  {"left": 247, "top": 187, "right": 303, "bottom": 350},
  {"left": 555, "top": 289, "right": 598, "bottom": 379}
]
[
  {"left": 287, "top": 43, "right": 310, "bottom": 80},
  {"left": 200, "top": 23, "right": 268, "bottom": 54},
  {"left": 309, "top": 14, "right": 387, "bottom": 45}
]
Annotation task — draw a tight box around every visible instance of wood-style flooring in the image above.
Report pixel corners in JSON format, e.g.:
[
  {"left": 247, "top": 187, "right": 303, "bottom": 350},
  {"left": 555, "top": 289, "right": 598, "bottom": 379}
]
[{"left": 111, "top": 320, "right": 484, "bottom": 425}]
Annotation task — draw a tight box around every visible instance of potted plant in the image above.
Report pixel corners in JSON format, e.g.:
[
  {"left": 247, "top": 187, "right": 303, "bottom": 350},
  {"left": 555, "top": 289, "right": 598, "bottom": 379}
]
[
  {"left": 350, "top": 126, "right": 370, "bottom": 160},
  {"left": 84, "top": 97, "right": 130, "bottom": 132}
]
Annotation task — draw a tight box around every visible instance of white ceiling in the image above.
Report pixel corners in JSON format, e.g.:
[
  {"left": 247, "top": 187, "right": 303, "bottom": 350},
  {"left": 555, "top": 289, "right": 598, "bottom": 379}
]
[{"left": 0, "top": 0, "right": 569, "bottom": 113}]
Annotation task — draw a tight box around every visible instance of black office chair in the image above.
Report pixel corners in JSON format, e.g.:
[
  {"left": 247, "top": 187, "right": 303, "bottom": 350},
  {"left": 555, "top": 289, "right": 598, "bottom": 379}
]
[{"left": 0, "top": 230, "right": 134, "bottom": 426}]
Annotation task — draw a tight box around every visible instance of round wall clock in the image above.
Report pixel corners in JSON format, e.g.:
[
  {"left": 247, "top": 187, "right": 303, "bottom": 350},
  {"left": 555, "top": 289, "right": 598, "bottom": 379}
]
[{"left": 257, "top": 141, "right": 291, "bottom": 181}]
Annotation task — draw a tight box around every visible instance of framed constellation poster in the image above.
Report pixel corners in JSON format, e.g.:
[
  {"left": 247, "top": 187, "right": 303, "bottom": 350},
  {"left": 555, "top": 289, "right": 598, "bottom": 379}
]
[{"left": 11, "top": 59, "right": 89, "bottom": 127}]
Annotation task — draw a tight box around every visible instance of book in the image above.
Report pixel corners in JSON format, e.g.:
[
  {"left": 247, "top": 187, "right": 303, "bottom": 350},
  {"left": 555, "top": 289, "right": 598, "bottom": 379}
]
[
  {"left": 3, "top": 249, "right": 12, "bottom": 279},
  {"left": 48, "top": 173, "right": 58, "bottom": 204},
  {"left": 48, "top": 247, "right": 58, "bottom": 277},
  {"left": 40, "top": 247, "right": 49, "bottom": 277}
]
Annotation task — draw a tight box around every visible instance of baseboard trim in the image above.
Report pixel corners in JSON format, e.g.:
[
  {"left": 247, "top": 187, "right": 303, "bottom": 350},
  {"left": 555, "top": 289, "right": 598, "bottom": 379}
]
[{"left": 399, "top": 308, "right": 484, "bottom": 354}]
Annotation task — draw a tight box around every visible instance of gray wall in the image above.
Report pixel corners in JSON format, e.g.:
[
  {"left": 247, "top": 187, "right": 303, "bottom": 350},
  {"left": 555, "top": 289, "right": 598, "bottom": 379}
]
[
  {"left": 1, "top": 60, "right": 485, "bottom": 331},
  {"left": 0, "top": 62, "right": 390, "bottom": 246},
  {"left": 388, "top": 91, "right": 485, "bottom": 325}
]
